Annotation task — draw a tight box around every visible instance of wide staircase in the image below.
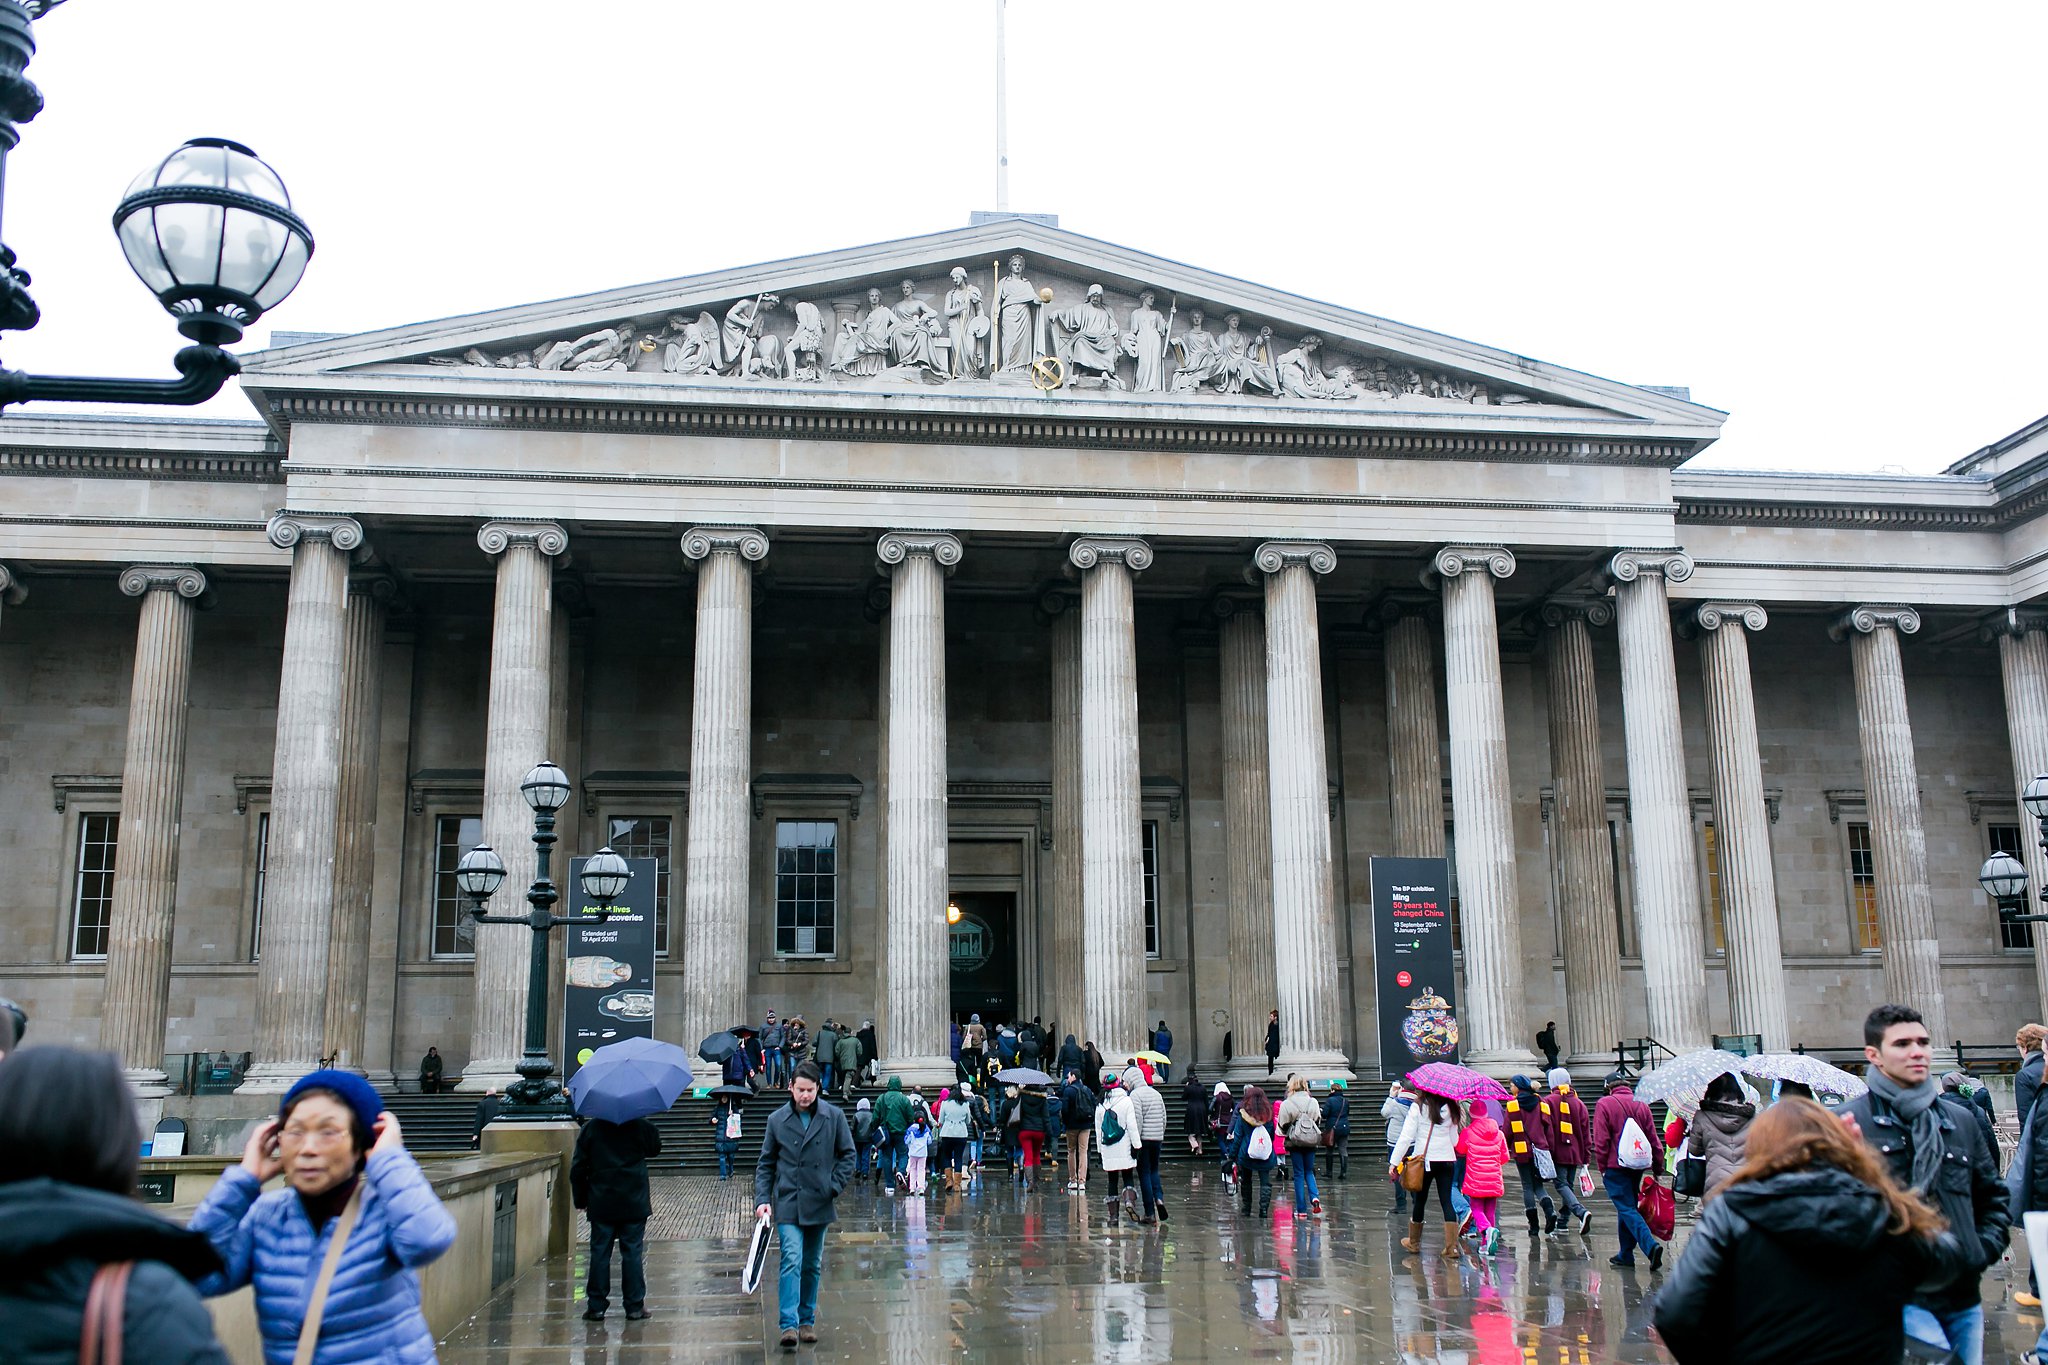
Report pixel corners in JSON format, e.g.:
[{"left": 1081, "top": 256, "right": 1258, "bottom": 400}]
[{"left": 380, "top": 1074, "right": 1394, "bottom": 1172}]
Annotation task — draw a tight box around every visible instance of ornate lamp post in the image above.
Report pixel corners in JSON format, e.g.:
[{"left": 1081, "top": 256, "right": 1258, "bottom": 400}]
[
  {"left": 455, "top": 760, "right": 634, "bottom": 1120},
  {"left": 1986, "top": 772, "right": 2048, "bottom": 928},
  {"left": 0, "top": 2, "right": 314, "bottom": 409}
]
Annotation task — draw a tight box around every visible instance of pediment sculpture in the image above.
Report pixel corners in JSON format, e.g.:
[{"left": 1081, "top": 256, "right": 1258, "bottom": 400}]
[{"left": 424, "top": 254, "right": 1538, "bottom": 408}]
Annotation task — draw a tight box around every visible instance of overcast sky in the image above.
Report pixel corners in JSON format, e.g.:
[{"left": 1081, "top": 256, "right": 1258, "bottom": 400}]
[{"left": 7, "top": 2, "right": 2044, "bottom": 474}]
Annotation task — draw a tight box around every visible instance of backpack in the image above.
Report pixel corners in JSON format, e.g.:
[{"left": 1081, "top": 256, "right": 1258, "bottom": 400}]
[
  {"left": 1616, "top": 1114, "right": 1654, "bottom": 1170},
  {"left": 1246, "top": 1121, "right": 1274, "bottom": 1162},
  {"left": 1287, "top": 1102, "right": 1323, "bottom": 1152},
  {"left": 1100, "top": 1103, "right": 1126, "bottom": 1147}
]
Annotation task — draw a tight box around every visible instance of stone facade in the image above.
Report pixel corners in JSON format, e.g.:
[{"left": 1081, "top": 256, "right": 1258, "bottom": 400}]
[{"left": 5, "top": 222, "right": 2048, "bottom": 1092}]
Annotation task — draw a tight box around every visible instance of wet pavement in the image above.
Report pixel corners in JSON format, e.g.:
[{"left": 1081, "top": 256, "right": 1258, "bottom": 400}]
[{"left": 439, "top": 1164, "right": 2039, "bottom": 1362}]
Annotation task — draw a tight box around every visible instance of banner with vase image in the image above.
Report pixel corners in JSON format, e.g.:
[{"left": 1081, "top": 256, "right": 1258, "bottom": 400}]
[{"left": 1368, "top": 856, "right": 1461, "bottom": 1077}]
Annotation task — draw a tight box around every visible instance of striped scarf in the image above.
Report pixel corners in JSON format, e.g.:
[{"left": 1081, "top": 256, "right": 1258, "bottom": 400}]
[
  {"left": 1504, "top": 1097, "right": 1531, "bottom": 1157},
  {"left": 1541, "top": 1086, "right": 1575, "bottom": 1140}
]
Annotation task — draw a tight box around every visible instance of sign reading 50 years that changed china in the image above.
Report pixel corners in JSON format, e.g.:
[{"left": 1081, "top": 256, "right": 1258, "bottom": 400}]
[{"left": 1369, "top": 856, "right": 1461, "bottom": 1078}]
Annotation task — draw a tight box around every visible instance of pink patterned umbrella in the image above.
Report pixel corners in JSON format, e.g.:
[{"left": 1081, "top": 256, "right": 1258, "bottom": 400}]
[{"left": 1405, "top": 1062, "right": 1511, "bottom": 1102}]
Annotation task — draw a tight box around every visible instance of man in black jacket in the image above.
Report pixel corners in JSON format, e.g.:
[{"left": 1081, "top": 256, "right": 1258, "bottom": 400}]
[
  {"left": 570, "top": 1114, "right": 662, "bottom": 1322},
  {"left": 756, "top": 1061, "right": 855, "bottom": 1351},
  {"left": 1841, "top": 1003, "right": 2009, "bottom": 1365}
]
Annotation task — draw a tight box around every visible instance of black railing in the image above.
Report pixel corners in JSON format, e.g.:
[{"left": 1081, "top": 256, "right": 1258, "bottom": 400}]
[
  {"left": 1614, "top": 1037, "right": 1678, "bottom": 1075},
  {"left": 162, "top": 1051, "right": 250, "bottom": 1095}
]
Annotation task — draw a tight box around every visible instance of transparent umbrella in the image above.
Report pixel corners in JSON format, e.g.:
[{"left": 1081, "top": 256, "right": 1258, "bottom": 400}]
[{"left": 1634, "top": 1049, "right": 1758, "bottom": 1119}]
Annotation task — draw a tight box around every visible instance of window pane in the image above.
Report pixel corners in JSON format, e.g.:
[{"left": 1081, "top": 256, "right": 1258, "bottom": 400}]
[
  {"left": 251, "top": 811, "right": 271, "bottom": 960},
  {"left": 1142, "top": 821, "right": 1162, "bottom": 958},
  {"left": 1992, "top": 823, "right": 2032, "bottom": 950},
  {"left": 772, "top": 819, "right": 838, "bottom": 958},
  {"left": 71, "top": 813, "right": 119, "bottom": 960},
  {"left": 1848, "top": 822, "right": 1882, "bottom": 951},
  {"left": 608, "top": 814, "right": 673, "bottom": 956},
  {"left": 432, "top": 814, "right": 482, "bottom": 958},
  {"left": 1702, "top": 821, "right": 1725, "bottom": 953},
  {"left": 1446, "top": 822, "right": 1463, "bottom": 954}
]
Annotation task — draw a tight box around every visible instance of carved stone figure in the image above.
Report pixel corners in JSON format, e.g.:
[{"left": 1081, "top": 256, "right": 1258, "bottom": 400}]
[
  {"left": 1050, "top": 284, "right": 1125, "bottom": 389},
  {"left": 1274, "top": 334, "right": 1360, "bottom": 401},
  {"left": 1123, "top": 289, "right": 1169, "bottom": 394},
  {"left": 537, "top": 323, "right": 638, "bottom": 372},
  {"left": 1169, "top": 309, "right": 1224, "bottom": 391},
  {"left": 995, "top": 254, "right": 1038, "bottom": 374},
  {"left": 831, "top": 286, "right": 894, "bottom": 378},
  {"left": 660, "top": 312, "right": 722, "bottom": 375},
  {"left": 1215, "top": 314, "right": 1278, "bottom": 395},
  {"left": 721, "top": 293, "right": 782, "bottom": 379},
  {"left": 944, "top": 268, "right": 986, "bottom": 379},
  {"left": 784, "top": 299, "right": 825, "bottom": 381},
  {"left": 889, "top": 279, "right": 946, "bottom": 377}
]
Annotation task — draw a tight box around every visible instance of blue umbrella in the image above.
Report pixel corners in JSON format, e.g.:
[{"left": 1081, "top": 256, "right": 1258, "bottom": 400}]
[{"left": 569, "top": 1036, "right": 695, "bottom": 1123}]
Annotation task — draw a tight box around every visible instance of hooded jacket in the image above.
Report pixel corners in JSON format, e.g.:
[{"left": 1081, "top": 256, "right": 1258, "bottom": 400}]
[
  {"left": 1095, "top": 1088, "right": 1138, "bottom": 1170},
  {"left": 874, "top": 1075, "right": 915, "bottom": 1135},
  {"left": 1125, "top": 1072, "right": 1168, "bottom": 1144},
  {"left": 1651, "top": 1164, "right": 1959, "bottom": 1364},
  {"left": 1056, "top": 1035, "right": 1086, "bottom": 1076},
  {"left": 1456, "top": 1115, "right": 1509, "bottom": 1198},
  {"left": 1685, "top": 1099, "right": 1755, "bottom": 1197},
  {"left": 0, "top": 1179, "right": 228, "bottom": 1365}
]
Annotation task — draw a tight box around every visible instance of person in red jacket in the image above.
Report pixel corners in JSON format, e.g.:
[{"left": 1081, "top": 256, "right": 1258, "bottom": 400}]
[{"left": 1589, "top": 1070, "right": 1665, "bottom": 1270}]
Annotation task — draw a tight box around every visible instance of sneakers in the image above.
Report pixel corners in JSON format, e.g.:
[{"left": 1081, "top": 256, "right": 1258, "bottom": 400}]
[
  {"left": 1608, "top": 1253, "right": 1633, "bottom": 1268},
  {"left": 1646, "top": 1243, "right": 1664, "bottom": 1273},
  {"left": 583, "top": 1308, "right": 606, "bottom": 1321},
  {"left": 1310, "top": 1197, "right": 1322, "bottom": 1216},
  {"left": 1577, "top": 1210, "right": 1593, "bottom": 1236}
]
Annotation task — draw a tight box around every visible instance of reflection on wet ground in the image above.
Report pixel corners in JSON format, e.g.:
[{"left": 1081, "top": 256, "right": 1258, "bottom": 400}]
[{"left": 439, "top": 1164, "right": 2036, "bottom": 1362}]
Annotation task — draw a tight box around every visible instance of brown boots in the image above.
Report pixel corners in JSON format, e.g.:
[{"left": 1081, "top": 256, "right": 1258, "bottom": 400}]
[
  {"left": 1441, "top": 1221, "right": 1463, "bottom": 1260},
  {"left": 1400, "top": 1219, "right": 1424, "bottom": 1253}
]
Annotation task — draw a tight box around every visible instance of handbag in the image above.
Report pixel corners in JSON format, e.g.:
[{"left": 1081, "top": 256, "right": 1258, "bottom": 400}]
[
  {"left": 293, "top": 1184, "right": 363, "bottom": 1365},
  {"left": 1672, "top": 1131, "right": 1708, "bottom": 1199},
  {"left": 1533, "top": 1147, "right": 1557, "bottom": 1181},
  {"left": 79, "top": 1260, "right": 133, "bottom": 1365},
  {"left": 1398, "top": 1155, "right": 1427, "bottom": 1193},
  {"left": 1637, "top": 1173, "right": 1676, "bottom": 1241}
]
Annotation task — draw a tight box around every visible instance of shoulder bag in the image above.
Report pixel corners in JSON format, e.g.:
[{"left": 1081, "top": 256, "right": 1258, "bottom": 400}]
[
  {"left": 1398, "top": 1154, "right": 1427, "bottom": 1193},
  {"left": 79, "top": 1260, "right": 134, "bottom": 1365},
  {"left": 293, "top": 1184, "right": 365, "bottom": 1365},
  {"left": 1672, "top": 1128, "right": 1708, "bottom": 1199}
]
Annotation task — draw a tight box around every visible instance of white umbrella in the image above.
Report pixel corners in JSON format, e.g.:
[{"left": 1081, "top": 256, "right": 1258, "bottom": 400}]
[
  {"left": 1738, "top": 1052, "right": 1867, "bottom": 1102},
  {"left": 1634, "top": 1049, "right": 1758, "bottom": 1119}
]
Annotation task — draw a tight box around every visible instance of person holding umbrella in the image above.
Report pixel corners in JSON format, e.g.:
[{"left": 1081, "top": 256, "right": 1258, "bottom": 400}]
[
  {"left": 755, "top": 1061, "right": 855, "bottom": 1351},
  {"left": 571, "top": 1110, "right": 660, "bottom": 1321},
  {"left": 1389, "top": 1082, "right": 1467, "bottom": 1259},
  {"left": 712, "top": 1089, "right": 748, "bottom": 1180}
]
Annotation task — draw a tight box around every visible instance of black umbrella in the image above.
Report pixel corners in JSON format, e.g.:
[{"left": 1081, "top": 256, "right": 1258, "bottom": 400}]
[
  {"left": 698, "top": 1032, "right": 740, "bottom": 1064},
  {"left": 728, "top": 1024, "right": 759, "bottom": 1037},
  {"left": 709, "top": 1083, "right": 753, "bottom": 1099}
]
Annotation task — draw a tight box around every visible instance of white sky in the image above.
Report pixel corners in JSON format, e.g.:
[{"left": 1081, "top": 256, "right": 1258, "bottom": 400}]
[{"left": 7, "top": 2, "right": 2045, "bottom": 473}]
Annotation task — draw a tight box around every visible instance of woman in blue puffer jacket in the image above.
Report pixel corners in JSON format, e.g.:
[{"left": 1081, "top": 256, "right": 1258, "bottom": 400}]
[{"left": 191, "top": 1069, "right": 457, "bottom": 1363}]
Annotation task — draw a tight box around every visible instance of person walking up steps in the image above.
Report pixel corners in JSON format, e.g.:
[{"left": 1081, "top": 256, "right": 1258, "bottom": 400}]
[{"left": 1277, "top": 1075, "right": 1325, "bottom": 1217}]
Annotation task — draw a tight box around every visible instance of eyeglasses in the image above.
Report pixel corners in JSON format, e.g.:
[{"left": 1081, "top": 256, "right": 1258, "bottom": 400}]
[{"left": 280, "top": 1123, "right": 351, "bottom": 1148}]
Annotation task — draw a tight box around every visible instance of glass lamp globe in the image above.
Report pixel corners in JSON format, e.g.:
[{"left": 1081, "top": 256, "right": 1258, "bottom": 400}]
[
  {"left": 112, "top": 138, "right": 313, "bottom": 345},
  {"left": 2026, "top": 774, "right": 2048, "bottom": 821},
  {"left": 520, "top": 760, "right": 572, "bottom": 813},
  {"left": 580, "top": 846, "right": 632, "bottom": 905},
  {"left": 1979, "top": 850, "right": 2028, "bottom": 903},
  {"left": 455, "top": 844, "right": 507, "bottom": 902}
]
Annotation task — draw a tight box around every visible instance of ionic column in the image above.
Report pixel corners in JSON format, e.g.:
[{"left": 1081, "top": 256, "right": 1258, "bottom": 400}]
[
  {"left": 1690, "top": 602, "right": 1788, "bottom": 1050},
  {"left": 878, "top": 531, "right": 962, "bottom": 1086},
  {"left": 1069, "top": 536, "right": 1151, "bottom": 1065},
  {"left": 1254, "top": 542, "right": 1351, "bottom": 1079},
  {"left": 1607, "top": 550, "right": 1709, "bottom": 1053},
  {"left": 1990, "top": 609, "right": 2048, "bottom": 1019},
  {"left": 1834, "top": 604, "right": 1946, "bottom": 1041},
  {"left": 1534, "top": 598, "right": 1624, "bottom": 1068},
  {"left": 1214, "top": 593, "right": 1276, "bottom": 1078},
  {"left": 1380, "top": 602, "right": 1445, "bottom": 859},
  {"left": 242, "top": 513, "right": 363, "bottom": 1092},
  {"left": 322, "top": 571, "right": 396, "bottom": 1075},
  {"left": 1045, "top": 587, "right": 1086, "bottom": 1046},
  {"left": 1430, "top": 546, "right": 1538, "bottom": 1072},
  {"left": 0, "top": 561, "right": 24, "bottom": 633},
  {"left": 461, "top": 521, "right": 567, "bottom": 1090},
  {"left": 678, "top": 527, "right": 769, "bottom": 1062},
  {"left": 99, "top": 565, "right": 207, "bottom": 1092}
]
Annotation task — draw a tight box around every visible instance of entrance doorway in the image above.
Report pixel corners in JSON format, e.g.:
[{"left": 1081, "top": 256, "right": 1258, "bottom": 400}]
[{"left": 948, "top": 891, "right": 1016, "bottom": 1025}]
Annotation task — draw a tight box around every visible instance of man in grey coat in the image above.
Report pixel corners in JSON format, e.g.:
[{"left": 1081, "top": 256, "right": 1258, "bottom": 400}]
[{"left": 755, "top": 1061, "right": 855, "bottom": 1351}]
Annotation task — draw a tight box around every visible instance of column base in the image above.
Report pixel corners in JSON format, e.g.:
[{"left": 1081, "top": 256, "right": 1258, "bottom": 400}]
[
  {"left": 879, "top": 1056, "right": 957, "bottom": 1090},
  {"left": 1460, "top": 1047, "right": 1546, "bottom": 1080},
  {"left": 236, "top": 1060, "right": 319, "bottom": 1095},
  {"left": 122, "top": 1067, "right": 173, "bottom": 1099},
  {"left": 1225, "top": 1055, "right": 1282, "bottom": 1085},
  {"left": 456, "top": 1063, "right": 522, "bottom": 1093},
  {"left": 1272, "top": 1049, "right": 1355, "bottom": 1084}
]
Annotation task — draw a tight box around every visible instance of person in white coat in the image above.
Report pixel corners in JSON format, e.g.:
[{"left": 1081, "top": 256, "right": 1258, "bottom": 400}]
[
  {"left": 1095, "top": 1072, "right": 1140, "bottom": 1226},
  {"left": 1388, "top": 1089, "right": 1467, "bottom": 1260}
]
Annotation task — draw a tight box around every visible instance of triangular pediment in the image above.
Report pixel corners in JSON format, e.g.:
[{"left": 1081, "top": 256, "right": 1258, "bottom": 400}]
[{"left": 239, "top": 220, "right": 1722, "bottom": 448}]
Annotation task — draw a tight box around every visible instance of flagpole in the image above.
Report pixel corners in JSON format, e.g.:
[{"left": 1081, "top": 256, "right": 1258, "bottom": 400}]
[{"left": 994, "top": 0, "right": 1009, "bottom": 212}]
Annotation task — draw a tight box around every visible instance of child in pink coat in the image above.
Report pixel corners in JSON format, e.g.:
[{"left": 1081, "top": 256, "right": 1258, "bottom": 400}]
[{"left": 1457, "top": 1110, "right": 1511, "bottom": 1255}]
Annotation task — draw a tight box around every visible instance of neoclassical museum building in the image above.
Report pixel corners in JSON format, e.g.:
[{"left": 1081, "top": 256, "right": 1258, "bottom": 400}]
[{"left": 5, "top": 219, "right": 2047, "bottom": 1100}]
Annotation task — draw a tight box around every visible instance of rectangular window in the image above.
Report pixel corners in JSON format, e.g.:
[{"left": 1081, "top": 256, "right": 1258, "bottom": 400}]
[
  {"left": 1142, "top": 820, "right": 1162, "bottom": 959},
  {"left": 432, "top": 814, "right": 483, "bottom": 959},
  {"left": 1702, "top": 820, "right": 1726, "bottom": 953},
  {"left": 1847, "top": 821, "right": 1882, "bottom": 951},
  {"left": 70, "top": 812, "right": 119, "bottom": 960},
  {"left": 1609, "top": 819, "right": 1632, "bottom": 955},
  {"left": 607, "top": 815, "right": 673, "bottom": 956},
  {"left": 1445, "top": 822, "right": 1462, "bottom": 953},
  {"left": 1992, "top": 822, "right": 2032, "bottom": 951},
  {"left": 250, "top": 812, "right": 271, "bottom": 960},
  {"left": 774, "top": 820, "right": 837, "bottom": 959}
]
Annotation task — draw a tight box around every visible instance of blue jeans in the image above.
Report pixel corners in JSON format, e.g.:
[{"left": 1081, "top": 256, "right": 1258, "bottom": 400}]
[
  {"left": 1904, "top": 1303, "right": 1982, "bottom": 1365},
  {"left": 1601, "top": 1168, "right": 1660, "bottom": 1262},
  {"left": 1289, "top": 1150, "right": 1320, "bottom": 1208},
  {"left": 715, "top": 1143, "right": 735, "bottom": 1179},
  {"left": 1136, "top": 1142, "right": 1164, "bottom": 1214},
  {"left": 820, "top": 1062, "right": 834, "bottom": 1092},
  {"left": 586, "top": 1219, "right": 646, "bottom": 1314},
  {"left": 775, "top": 1222, "right": 826, "bottom": 1331}
]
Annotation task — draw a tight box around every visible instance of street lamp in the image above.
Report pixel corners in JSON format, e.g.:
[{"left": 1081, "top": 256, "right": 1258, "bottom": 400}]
[
  {"left": 1983, "top": 775, "right": 2048, "bottom": 926},
  {"left": 0, "top": 4, "right": 314, "bottom": 409},
  {"left": 460, "top": 760, "right": 634, "bottom": 1119}
]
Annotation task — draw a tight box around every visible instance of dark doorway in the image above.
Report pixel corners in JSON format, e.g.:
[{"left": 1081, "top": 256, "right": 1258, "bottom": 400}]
[{"left": 948, "top": 891, "right": 1016, "bottom": 1024}]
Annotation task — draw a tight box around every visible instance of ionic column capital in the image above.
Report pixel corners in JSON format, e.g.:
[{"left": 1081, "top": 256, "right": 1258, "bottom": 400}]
[
  {"left": 1035, "top": 582, "right": 1077, "bottom": 624},
  {"left": 1532, "top": 596, "right": 1615, "bottom": 630},
  {"left": 876, "top": 530, "right": 963, "bottom": 576},
  {"left": 1249, "top": 540, "right": 1336, "bottom": 578},
  {"left": 681, "top": 525, "right": 770, "bottom": 564},
  {"left": 1829, "top": 603, "right": 1922, "bottom": 642},
  {"left": 1426, "top": 545, "right": 1515, "bottom": 588},
  {"left": 1605, "top": 548, "right": 1695, "bottom": 586},
  {"left": 477, "top": 520, "right": 568, "bottom": 558},
  {"left": 1687, "top": 600, "right": 1769, "bottom": 635},
  {"left": 267, "top": 512, "right": 364, "bottom": 554},
  {"left": 1210, "top": 588, "right": 1262, "bottom": 622},
  {"left": 1068, "top": 536, "right": 1152, "bottom": 573},
  {"left": 1981, "top": 606, "right": 2048, "bottom": 643},
  {"left": 118, "top": 564, "right": 208, "bottom": 600},
  {"left": 0, "top": 561, "right": 24, "bottom": 606}
]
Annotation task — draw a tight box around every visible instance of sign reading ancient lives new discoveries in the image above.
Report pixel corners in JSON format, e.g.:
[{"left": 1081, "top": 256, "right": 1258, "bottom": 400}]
[
  {"left": 1369, "top": 856, "right": 1461, "bottom": 1077},
  {"left": 561, "top": 856, "right": 658, "bottom": 1084}
]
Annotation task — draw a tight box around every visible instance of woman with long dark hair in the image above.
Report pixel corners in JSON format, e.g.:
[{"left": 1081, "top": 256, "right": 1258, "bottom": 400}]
[
  {"left": 0, "top": 1047, "right": 229, "bottom": 1363},
  {"left": 1388, "top": 1088, "right": 1466, "bottom": 1258},
  {"left": 1653, "top": 1097, "right": 1958, "bottom": 1363},
  {"left": 1225, "top": 1084, "right": 1281, "bottom": 1218}
]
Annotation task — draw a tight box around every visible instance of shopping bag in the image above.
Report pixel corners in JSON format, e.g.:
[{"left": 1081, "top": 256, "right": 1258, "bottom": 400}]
[
  {"left": 741, "top": 1211, "right": 773, "bottom": 1295},
  {"left": 1533, "top": 1148, "right": 1557, "bottom": 1181},
  {"left": 1637, "top": 1174, "right": 1675, "bottom": 1241},
  {"left": 1577, "top": 1168, "right": 1597, "bottom": 1198}
]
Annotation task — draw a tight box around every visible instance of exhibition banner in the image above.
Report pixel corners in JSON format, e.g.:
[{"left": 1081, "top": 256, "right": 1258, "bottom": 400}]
[
  {"left": 561, "top": 855, "right": 659, "bottom": 1083},
  {"left": 1368, "top": 855, "right": 1461, "bottom": 1078}
]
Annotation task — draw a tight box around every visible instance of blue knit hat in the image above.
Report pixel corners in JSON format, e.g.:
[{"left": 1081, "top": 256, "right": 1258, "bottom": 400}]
[{"left": 282, "top": 1068, "right": 383, "bottom": 1140}]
